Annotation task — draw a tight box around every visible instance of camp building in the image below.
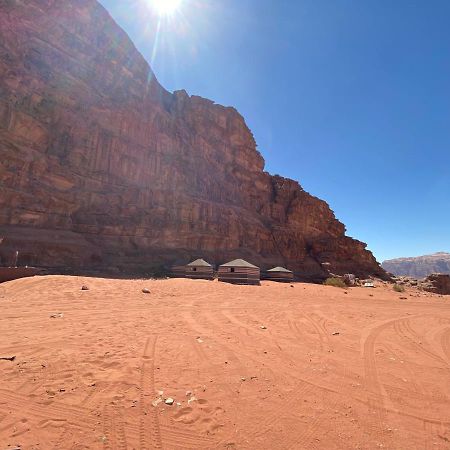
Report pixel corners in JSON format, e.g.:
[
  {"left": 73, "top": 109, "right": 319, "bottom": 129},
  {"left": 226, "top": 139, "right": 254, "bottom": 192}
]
[
  {"left": 218, "top": 259, "right": 260, "bottom": 285},
  {"left": 265, "top": 266, "right": 294, "bottom": 282},
  {"left": 185, "top": 258, "right": 214, "bottom": 280}
]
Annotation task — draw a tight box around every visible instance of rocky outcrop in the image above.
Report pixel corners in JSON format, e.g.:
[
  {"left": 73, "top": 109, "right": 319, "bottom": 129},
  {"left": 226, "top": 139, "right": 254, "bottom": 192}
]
[
  {"left": 395, "top": 273, "right": 450, "bottom": 296},
  {"left": 0, "top": 0, "right": 386, "bottom": 280},
  {"left": 423, "top": 274, "right": 450, "bottom": 295},
  {"left": 382, "top": 253, "right": 450, "bottom": 278}
]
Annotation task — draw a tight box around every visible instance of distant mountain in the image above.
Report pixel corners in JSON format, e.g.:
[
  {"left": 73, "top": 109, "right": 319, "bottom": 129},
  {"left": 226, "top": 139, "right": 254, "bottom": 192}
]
[{"left": 382, "top": 252, "right": 450, "bottom": 278}]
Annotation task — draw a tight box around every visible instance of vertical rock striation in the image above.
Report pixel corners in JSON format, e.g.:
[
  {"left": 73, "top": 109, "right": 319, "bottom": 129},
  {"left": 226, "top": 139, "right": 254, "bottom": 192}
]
[{"left": 0, "top": 0, "right": 386, "bottom": 279}]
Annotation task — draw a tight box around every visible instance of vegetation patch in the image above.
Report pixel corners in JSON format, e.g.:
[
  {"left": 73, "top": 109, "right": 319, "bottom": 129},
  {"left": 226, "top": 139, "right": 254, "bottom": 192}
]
[
  {"left": 324, "top": 277, "right": 347, "bottom": 288},
  {"left": 393, "top": 284, "right": 405, "bottom": 293}
]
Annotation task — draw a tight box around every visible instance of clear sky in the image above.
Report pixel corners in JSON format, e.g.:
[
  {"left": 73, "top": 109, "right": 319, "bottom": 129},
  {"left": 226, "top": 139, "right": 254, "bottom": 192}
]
[{"left": 99, "top": 0, "right": 450, "bottom": 262}]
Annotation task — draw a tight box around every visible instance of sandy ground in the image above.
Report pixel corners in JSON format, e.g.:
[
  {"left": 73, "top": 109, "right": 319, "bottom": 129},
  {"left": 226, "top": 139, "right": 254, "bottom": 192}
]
[{"left": 0, "top": 276, "right": 449, "bottom": 450}]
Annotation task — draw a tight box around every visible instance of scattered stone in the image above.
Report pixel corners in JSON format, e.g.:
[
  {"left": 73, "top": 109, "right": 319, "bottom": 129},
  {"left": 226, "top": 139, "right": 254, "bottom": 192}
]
[
  {"left": 241, "top": 377, "right": 246, "bottom": 381},
  {"left": 142, "top": 288, "right": 150, "bottom": 294},
  {"left": 50, "top": 313, "right": 64, "bottom": 318},
  {"left": 0, "top": 356, "right": 16, "bottom": 361},
  {"left": 176, "top": 402, "right": 182, "bottom": 406},
  {"left": 343, "top": 273, "right": 356, "bottom": 286},
  {"left": 260, "top": 325, "right": 267, "bottom": 330},
  {"left": 196, "top": 337, "right": 203, "bottom": 343},
  {"left": 187, "top": 396, "right": 197, "bottom": 405},
  {"left": 332, "top": 332, "right": 340, "bottom": 336},
  {"left": 185, "top": 390, "right": 192, "bottom": 397},
  {"left": 81, "top": 285, "right": 89, "bottom": 291},
  {"left": 290, "top": 285, "right": 294, "bottom": 288},
  {"left": 399, "top": 297, "right": 407, "bottom": 300},
  {"left": 164, "top": 398, "right": 174, "bottom": 405}
]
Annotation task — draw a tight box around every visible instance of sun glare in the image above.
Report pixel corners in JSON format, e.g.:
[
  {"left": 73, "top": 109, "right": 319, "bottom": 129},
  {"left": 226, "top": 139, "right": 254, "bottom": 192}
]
[{"left": 152, "top": 0, "right": 182, "bottom": 16}]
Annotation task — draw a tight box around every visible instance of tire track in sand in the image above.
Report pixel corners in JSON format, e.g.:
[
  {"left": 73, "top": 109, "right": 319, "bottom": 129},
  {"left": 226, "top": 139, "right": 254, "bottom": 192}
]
[
  {"left": 183, "top": 309, "right": 247, "bottom": 396},
  {"left": 156, "top": 312, "right": 222, "bottom": 449},
  {"left": 284, "top": 313, "right": 363, "bottom": 450},
  {"left": 0, "top": 388, "right": 94, "bottom": 449},
  {"left": 102, "top": 405, "right": 128, "bottom": 450},
  {"left": 140, "top": 336, "right": 162, "bottom": 449},
  {"left": 183, "top": 308, "right": 298, "bottom": 445},
  {"left": 393, "top": 319, "right": 448, "bottom": 367},
  {"left": 0, "top": 388, "right": 96, "bottom": 427},
  {"left": 223, "top": 313, "right": 316, "bottom": 446},
  {"left": 382, "top": 343, "right": 441, "bottom": 450},
  {"left": 361, "top": 316, "right": 416, "bottom": 436},
  {"left": 441, "top": 328, "right": 450, "bottom": 364},
  {"left": 222, "top": 309, "right": 352, "bottom": 449}
]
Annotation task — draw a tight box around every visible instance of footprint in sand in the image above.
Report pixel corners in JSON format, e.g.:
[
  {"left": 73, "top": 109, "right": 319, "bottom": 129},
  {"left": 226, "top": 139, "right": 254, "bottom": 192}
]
[{"left": 173, "top": 400, "right": 224, "bottom": 434}]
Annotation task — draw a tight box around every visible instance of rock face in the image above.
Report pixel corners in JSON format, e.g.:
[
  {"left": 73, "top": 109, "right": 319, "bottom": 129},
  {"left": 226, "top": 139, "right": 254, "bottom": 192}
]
[
  {"left": 423, "top": 274, "right": 450, "bottom": 295},
  {"left": 0, "top": 0, "right": 386, "bottom": 280},
  {"left": 382, "top": 253, "right": 450, "bottom": 278}
]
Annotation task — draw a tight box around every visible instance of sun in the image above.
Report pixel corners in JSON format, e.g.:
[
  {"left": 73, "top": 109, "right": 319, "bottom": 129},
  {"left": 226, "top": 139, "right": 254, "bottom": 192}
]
[{"left": 151, "top": 0, "right": 182, "bottom": 16}]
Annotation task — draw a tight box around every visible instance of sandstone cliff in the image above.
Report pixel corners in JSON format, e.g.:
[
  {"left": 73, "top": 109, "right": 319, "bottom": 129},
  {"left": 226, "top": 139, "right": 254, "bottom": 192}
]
[
  {"left": 383, "top": 253, "right": 450, "bottom": 278},
  {"left": 0, "top": 0, "right": 386, "bottom": 280}
]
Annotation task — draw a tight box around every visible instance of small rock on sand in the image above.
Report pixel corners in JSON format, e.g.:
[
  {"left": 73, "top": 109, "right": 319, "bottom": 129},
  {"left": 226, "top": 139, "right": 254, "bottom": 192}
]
[
  {"left": 164, "top": 397, "right": 174, "bottom": 405},
  {"left": 187, "top": 396, "right": 197, "bottom": 405},
  {"left": 142, "top": 288, "right": 151, "bottom": 294},
  {"left": 260, "top": 325, "right": 267, "bottom": 330},
  {"left": 332, "top": 331, "right": 340, "bottom": 336},
  {"left": 81, "top": 285, "right": 89, "bottom": 291}
]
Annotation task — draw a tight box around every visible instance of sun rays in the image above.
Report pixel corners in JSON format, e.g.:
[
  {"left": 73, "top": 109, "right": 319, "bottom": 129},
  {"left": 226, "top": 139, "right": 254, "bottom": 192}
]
[{"left": 150, "top": 0, "right": 182, "bottom": 17}]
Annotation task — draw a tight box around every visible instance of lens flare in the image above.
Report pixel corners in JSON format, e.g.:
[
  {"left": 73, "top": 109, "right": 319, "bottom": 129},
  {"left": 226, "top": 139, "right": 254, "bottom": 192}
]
[{"left": 152, "top": 0, "right": 182, "bottom": 16}]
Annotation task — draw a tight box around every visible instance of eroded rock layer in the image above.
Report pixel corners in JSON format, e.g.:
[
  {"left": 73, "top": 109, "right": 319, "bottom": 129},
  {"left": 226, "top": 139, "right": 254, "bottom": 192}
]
[{"left": 0, "top": 0, "right": 386, "bottom": 279}]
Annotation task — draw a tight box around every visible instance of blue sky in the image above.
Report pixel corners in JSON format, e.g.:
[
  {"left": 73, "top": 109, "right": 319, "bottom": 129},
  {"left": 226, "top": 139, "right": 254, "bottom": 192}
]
[{"left": 99, "top": 0, "right": 450, "bottom": 262}]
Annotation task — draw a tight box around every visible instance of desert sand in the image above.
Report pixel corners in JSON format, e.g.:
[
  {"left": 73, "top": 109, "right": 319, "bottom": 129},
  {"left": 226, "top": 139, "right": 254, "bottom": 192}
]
[{"left": 0, "top": 276, "right": 449, "bottom": 449}]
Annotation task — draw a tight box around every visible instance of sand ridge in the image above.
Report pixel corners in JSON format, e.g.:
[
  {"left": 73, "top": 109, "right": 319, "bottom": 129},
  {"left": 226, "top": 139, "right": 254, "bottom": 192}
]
[{"left": 0, "top": 276, "right": 449, "bottom": 449}]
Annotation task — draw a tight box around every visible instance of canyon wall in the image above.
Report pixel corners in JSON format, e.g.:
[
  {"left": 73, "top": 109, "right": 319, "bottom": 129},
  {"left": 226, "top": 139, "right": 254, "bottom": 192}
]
[
  {"left": 383, "top": 253, "right": 450, "bottom": 278},
  {"left": 0, "top": 0, "right": 386, "bottom": 279}
]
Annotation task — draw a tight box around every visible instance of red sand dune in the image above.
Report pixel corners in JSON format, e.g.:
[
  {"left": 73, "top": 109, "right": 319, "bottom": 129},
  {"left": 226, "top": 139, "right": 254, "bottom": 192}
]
[{"left": 0, "top": 276, "right": 449, "bottom": 449}]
